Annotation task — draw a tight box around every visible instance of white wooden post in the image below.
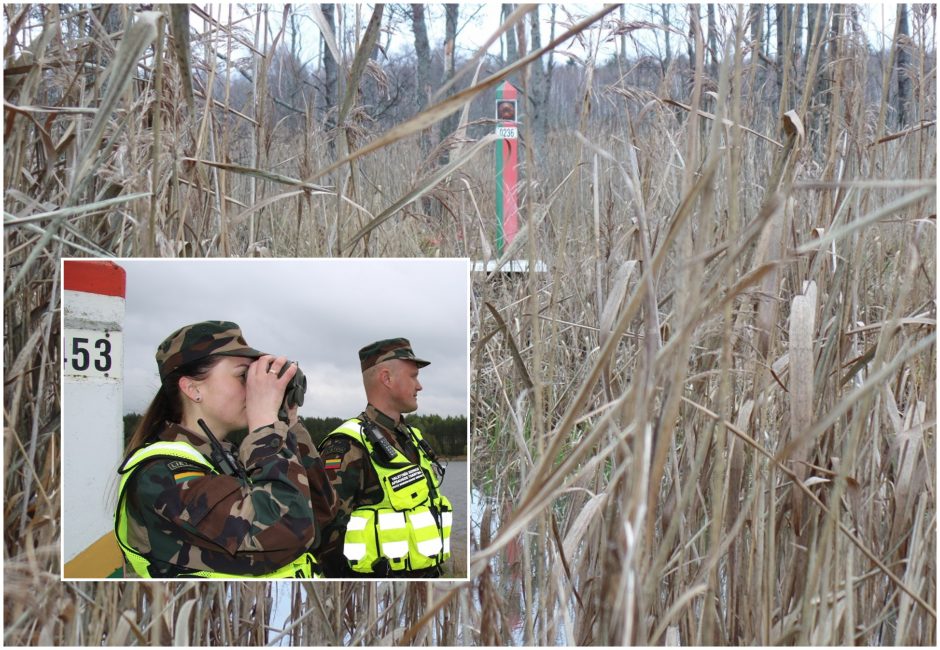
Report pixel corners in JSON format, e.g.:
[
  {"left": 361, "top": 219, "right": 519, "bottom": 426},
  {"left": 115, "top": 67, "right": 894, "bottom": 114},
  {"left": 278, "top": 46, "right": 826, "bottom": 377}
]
[{"left": 62, "top": 260, "right": 126, "bottom": 578}]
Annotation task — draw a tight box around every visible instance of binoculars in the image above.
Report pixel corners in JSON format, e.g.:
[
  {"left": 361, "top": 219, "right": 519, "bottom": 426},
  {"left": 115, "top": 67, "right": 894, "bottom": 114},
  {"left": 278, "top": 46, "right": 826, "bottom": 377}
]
[{"left": 276, "top": 362, "right": 307, "bottom": 422}]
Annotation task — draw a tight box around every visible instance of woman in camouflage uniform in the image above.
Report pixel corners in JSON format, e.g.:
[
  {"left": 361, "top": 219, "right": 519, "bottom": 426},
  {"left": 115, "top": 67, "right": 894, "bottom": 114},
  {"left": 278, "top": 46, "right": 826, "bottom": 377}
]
[{"left": 115, "top": 321, "right": 337, "bottom": 578}]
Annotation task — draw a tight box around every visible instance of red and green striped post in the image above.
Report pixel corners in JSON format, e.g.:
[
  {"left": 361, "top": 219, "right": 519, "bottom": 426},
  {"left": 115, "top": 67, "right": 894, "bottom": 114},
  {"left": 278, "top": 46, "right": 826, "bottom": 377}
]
[{"left": 495, "top": 81, "right": 519, "bottom": 255}]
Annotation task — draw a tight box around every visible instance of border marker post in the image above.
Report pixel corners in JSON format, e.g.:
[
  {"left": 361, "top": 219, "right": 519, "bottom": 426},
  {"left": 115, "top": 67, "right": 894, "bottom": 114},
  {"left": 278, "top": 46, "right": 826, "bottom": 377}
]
[
  {"left": 472, "top": 82, "right": 547, "bottom": 276},
  {"left": 62, "top": 260, "right": 126, "bottom": 578},
  {"left": 495, "top": 80, "right": 520, "bottom": 255}
]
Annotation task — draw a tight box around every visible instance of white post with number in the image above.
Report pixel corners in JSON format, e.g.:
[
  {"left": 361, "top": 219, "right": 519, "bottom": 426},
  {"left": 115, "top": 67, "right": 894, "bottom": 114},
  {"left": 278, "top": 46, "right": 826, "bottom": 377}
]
[{"left": 62, "top": 260, "right": 126, "bottom": 578}]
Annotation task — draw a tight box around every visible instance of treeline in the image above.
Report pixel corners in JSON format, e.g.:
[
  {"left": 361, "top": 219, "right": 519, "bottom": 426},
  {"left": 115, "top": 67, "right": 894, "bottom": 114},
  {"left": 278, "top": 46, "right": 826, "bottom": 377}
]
[
  {"left": 122, "top": 413, "right": 467, "bottom": 458},
  {"left": 212, "top": 4, "right": 928, "bottom": 151},
  {"left": 297, "top": 414, "right": 467, "bottom": 457}
]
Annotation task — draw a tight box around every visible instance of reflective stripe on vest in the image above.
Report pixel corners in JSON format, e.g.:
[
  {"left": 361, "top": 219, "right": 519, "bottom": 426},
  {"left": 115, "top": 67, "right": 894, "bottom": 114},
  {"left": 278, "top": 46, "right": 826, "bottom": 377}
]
[
  {"left": 328, "top": 419, "right": 452, "bottom": 573},
  {"left": 115, "top": 440, "right": 319, "bottom": 579},
  {"left": 408, "top": 508, "right": 442, "bottom": 556},
  {"left": 343, "top": 513, "right": 370, "bottom": 561},
  {"left": 377, "top": 511, "right": 408, "bottom": 559}
]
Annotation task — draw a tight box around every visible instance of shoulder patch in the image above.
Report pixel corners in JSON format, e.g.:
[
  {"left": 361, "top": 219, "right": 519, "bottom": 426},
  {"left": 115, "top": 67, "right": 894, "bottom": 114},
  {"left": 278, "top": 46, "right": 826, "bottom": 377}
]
[
  {"left": 166, "top": 459, "right": 208, "bottom": 483},
  {"left": 323, "top": 455, "right": 343, "bottom": 471},
  {"left": 173, "top": 470, "right": 206, "bottom": 484},
  {"left": 166, "top": 459, "right": 204, "bottom": 472},
  {"left": 319, "top": 435, "right": 354, "bottom": 456}
]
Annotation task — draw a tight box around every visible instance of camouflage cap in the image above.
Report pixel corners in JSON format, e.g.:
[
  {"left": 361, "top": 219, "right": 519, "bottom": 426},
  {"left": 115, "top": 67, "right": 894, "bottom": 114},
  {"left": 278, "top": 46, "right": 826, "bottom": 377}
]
[
  {"left": 156, "top": 321, "right": 265, "bottom": 379},
  {"left": 359, "top": 338, "right": 430, "bottom": 372}
]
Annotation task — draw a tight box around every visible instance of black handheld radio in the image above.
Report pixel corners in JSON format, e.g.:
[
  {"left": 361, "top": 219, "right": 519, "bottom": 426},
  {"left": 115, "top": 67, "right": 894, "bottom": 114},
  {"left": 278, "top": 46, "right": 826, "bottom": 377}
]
[
  {"left": 361, "top": 420, "right": 400, "bottom": 464},
  {"left": 198, "top": 418, "right": 248, "bottom": 481}
]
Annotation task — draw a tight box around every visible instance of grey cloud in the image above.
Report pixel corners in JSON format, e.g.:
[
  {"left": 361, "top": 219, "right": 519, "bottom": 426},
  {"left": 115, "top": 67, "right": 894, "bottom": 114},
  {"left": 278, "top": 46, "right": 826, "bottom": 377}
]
[{"left": 118, "top": 259, "right": 468, "bottom": 419}]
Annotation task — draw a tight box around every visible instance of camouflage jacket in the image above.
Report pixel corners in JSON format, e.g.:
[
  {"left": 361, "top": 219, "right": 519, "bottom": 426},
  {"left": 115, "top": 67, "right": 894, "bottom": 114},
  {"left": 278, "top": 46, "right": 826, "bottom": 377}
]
[
  {"left": 119, "top": 420, "right": 337, "bottom": 578},
  {"left": 316, "top": 404, "right": 440, "bottom": 578}
]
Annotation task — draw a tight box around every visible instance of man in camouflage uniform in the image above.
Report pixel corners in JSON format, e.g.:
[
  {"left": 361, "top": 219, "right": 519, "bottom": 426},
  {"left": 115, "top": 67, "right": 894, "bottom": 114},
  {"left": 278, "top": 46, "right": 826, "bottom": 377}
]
[
  {"left": 115, "top": 321, "right": 338, "bottom": 578},
  {"left": 316, "top": 338, "right": 450, "bottom": 578}
]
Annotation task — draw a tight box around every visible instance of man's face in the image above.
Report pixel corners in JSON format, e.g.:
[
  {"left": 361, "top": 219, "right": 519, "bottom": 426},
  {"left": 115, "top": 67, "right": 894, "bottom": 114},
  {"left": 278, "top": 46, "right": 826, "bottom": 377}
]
[{"left": 387, "top": 359, "right": 422, "bottom": 414}]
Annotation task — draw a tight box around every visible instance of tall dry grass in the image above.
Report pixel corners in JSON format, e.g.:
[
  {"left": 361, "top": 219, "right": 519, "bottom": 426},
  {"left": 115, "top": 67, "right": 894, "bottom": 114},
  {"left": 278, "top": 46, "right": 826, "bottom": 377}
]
[{"left": 4, "top": 3, "right": 936, "bottom": 646}]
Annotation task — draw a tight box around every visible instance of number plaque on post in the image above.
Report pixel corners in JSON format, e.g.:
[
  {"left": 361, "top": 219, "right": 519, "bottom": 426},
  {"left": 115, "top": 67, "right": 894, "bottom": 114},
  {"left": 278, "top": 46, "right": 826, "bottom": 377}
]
[{"left": 63, "top": 329, "right": 121, "bottom": 379}]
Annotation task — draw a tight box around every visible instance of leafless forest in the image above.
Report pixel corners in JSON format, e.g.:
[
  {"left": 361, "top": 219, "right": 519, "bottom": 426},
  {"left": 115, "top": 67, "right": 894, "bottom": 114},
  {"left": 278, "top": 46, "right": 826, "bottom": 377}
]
[{"left": 4, "top": 3, "right": 936, "bottom": 646}]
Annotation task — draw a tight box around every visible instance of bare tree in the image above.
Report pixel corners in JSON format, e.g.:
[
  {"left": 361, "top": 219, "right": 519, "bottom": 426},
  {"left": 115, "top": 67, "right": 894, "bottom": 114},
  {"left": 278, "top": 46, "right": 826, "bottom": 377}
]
[
  {"left": 706, "top": 3, "right": 718, "bottom": 77},
  {"left": 818, "top": 3, "right": 843, "bottom": 146},
  {"left": 620, "top": 4, "right": 626, "bottom": 63},
  {"left": 806, "top": 4, "right": 823, "bottom": 67},
  {"left": 502, "top": 3, "right": 518, "bottom": 81},
  {"left": 775, "top": 4, "right": 789, "bottom": 104},
  {"left": 527, "top": 4, "right": 550, "bottom": 145},
  {"left": 438, "top": 3, "right": 459, "bottom": 164},
  {"left": 661, "top": 3, "right": 672, "bottom": 70},
  {"left": 322, "top": 3, "right": 337, "bottom": 130},
  {"left": 808, "top": 5, "right": 831, "bottom": 104},
  {"left": 546, "top": 4, "right": 558, "bottom": 121},
  {"left": 409, "top": 3, "right": 433, "bottom": 160},
  {"left": 896, "top": 3, "right": 911, "bottom": 126},
  {"left": 792, "top": 3, "right": 803, "bottom": 65},
  {"left": 411, "top": 3, "right": 431, "bottom": 113},
  {"left": 748, "top": 4, "right": 765, "bottom": 93}
]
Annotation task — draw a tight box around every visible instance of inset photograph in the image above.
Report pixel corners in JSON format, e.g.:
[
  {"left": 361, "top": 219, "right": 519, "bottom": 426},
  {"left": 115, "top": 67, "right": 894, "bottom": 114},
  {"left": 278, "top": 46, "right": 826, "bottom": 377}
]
[{"left": 61, "top": 258, "right": 469, "bottom": 581}]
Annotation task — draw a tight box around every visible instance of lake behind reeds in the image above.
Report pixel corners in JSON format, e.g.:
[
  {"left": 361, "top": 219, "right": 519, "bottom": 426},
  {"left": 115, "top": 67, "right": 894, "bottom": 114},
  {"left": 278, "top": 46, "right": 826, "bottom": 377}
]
[{"left": 439, "top": 459, "right": 468, "bottom": 578}]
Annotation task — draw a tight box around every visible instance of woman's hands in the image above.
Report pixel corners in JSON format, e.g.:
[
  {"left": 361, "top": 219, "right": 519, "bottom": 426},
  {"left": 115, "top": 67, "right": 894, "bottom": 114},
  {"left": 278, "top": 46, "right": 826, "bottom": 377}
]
[{"left": 245, "top": 355, "right": 297, "bottom": 432}]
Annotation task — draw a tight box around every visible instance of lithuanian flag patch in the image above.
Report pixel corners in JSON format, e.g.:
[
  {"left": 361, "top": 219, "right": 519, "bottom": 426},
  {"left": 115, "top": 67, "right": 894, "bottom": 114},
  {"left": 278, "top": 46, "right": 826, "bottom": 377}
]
[
  {"left": 173, "top": 470, "right": 205, "bottom": 484},
  {"left": 324, "top": 456, "right": 342, "bottom": 471}
]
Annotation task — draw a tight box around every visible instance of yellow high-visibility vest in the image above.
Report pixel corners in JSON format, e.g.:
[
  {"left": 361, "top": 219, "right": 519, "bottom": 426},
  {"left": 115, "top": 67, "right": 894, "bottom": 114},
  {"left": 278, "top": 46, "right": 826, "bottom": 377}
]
[
  {"left": 115, "top": 440, "right": 319, "bottom": 579},
  {"left": 326, "top": 419, "right": 452, "bottom": 573}
]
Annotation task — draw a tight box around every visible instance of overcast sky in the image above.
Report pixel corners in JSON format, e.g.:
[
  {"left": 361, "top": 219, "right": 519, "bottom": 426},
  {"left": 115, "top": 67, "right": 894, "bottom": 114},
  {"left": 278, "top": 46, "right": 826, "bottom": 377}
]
[{"left": 117, "top": 258, "right": 468, "bottom": 419}]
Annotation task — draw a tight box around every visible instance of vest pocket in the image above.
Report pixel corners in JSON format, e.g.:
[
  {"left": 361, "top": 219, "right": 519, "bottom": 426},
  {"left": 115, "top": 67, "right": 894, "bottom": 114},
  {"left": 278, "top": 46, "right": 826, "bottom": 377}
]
[
  {"left": 343, "top": 510, "right": 379, "bottom": 572},
  {"left": 376, "top": 510, "right": 409, "bottom": 572},
  {"left": 406, "top": 505, "right": 444, "bottom": 569},
  {"left": 438, "top": 497, "right": 453, "bottom": 561},
  {"left": 383, "top": 464, "right": 429, "bottom": 511}
]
